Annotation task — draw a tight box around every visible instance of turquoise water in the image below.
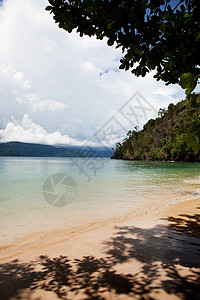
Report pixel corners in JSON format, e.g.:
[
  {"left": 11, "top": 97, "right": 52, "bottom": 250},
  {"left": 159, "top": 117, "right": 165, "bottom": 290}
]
[{"left": 0, "top": 157, "right": 200, "bottom": 246}]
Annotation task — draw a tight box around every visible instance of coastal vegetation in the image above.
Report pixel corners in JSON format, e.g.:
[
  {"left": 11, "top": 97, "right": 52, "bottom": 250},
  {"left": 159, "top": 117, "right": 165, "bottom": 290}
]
[{"left": 112, "top": 93, "right": 200, "bottom": 162}]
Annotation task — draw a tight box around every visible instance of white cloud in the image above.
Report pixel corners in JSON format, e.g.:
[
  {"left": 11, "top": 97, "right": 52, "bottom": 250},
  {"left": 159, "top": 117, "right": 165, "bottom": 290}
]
[
  {"left": 0, "top": 64, "right": 67, "bottom": 112},
  {"left": 16, "top": 93, "right": 67, "bottom": 112},
  {"left": 41, "top": 38, "right": 57, "bottom": 52},
  {"left": 0, "top": 0, "right": 199, "bottom": 146},
  {"left": 0, "top": 114, "right": 96, "bottom": 146},
  {"left": 153, "top": 86, "right": 179, "bottom": 97},
  {"left": 81, "top": 61, "right": 102, "bottom": 74}
]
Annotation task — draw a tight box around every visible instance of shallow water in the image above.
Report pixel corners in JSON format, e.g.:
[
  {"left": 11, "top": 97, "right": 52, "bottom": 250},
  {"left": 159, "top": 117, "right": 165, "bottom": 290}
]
[{"left": 0, "top": 157, "right": 200, "bottom": 246}]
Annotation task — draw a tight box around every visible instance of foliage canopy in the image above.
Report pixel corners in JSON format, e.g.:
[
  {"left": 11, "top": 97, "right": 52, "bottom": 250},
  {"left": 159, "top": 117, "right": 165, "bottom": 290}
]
[
  {"left": 46, "top": 0, "right": 200, "bottom": 94},
  {"left": 112, "top": 93, "right": 200, "bottom": 162}
]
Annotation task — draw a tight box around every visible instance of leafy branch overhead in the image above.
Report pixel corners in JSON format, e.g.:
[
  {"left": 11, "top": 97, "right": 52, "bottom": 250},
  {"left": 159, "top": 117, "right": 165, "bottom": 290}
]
[{"left": 46, "top": 0, "right": 200, "bottom": 94}]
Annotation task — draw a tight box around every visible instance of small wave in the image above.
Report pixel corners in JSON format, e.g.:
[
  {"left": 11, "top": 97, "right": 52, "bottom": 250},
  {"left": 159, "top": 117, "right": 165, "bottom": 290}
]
[{"left": 184, "top": 180, "right": 200, "bottom": 185}]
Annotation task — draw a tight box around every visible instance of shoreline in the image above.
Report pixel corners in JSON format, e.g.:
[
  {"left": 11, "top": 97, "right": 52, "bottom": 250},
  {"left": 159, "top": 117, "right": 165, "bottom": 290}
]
[
  {"left": 0, "top": 196, "right": 199, "bottom": 299},
  {"left": 1, "top": 195, "right": 199, "bottom": 262},
  {"left": 0, "top": 189, "right": 199, "bottom": 263}
]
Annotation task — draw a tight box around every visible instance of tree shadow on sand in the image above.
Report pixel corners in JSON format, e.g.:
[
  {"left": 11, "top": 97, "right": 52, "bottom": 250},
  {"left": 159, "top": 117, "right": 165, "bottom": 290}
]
[{"left": 0, "top": 210, "right": 200, "bottom": 300}]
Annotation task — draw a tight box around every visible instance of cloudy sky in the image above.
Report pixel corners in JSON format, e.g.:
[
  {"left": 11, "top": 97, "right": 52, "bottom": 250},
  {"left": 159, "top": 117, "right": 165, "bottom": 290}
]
[{"left": 0, "top": 0, "right": 199, "bottom": 147}]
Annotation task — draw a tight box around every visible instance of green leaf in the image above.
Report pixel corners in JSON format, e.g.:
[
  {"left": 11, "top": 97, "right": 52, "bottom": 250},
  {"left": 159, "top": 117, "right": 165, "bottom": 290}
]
[
  {"left": 146, "top": 59, "right": 156, "bottom": 69},
  {"left": 160, "top": 22, "right": 166, "bottom": 32},
  {"left": 45, "top": 6, "right": 52, "bottom": 11},
  {"left": 185, "top": 83, "right": 196, "bottom": 95},
  {"left": 107, "top": 38, "right": 114, "bottom": 46},
  {"left": 134, "top": 48, "right": 142, "bottom": 55},
  {"left": 179, "top": 73, "right": 200, "bottom": 95},
  {"left": 107, "top": 23, "right": 112, "bottom": 30},
  {"left": 180, "top": 73, "right": 194, "bottom": 89},
  {"left": 195, "top": 32, "right": 200, "bottom": 41},
  {"left": 183, "top": 13, "right": 190, "bottom": 19},
  {"left": 85, "top": 0, "right": 93, "bottom": 5},
  {"left": 183, "top": 13, "right": 192, "bottom": 23},
  {"left": 194, "top": 74, "right": 200, "bottom": 82},
  {"left": 48, "top": 0, "right": 55, "bottom": 5}
]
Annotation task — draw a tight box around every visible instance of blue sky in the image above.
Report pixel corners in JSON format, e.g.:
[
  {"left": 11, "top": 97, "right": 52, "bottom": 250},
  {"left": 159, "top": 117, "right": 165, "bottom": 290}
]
[{"left": 0, "top": 0, "right": 198, "bottom": 146}]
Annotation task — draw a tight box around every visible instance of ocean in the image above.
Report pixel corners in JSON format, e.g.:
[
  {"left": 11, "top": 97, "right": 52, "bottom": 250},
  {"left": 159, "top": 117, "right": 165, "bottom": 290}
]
[{"left": 0, "top": 157, "right": 200, "bottom": 251}]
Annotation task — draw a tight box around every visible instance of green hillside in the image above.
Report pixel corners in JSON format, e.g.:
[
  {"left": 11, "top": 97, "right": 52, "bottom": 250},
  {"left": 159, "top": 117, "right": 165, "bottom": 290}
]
[
  {"left": 0, "top": 142, "right": 112, "bottom": 157},
  {"left": 112, "top": 93, "right": 200, "bottom": 162},
  {"left": 0, "top": 142, "right": 60, "bottom": 157}
]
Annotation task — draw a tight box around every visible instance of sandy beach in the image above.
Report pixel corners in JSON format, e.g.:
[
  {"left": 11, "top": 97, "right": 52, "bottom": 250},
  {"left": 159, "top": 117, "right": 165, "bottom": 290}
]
[{"left": 0, "top": 196, "right": 199, "bottom": 300}]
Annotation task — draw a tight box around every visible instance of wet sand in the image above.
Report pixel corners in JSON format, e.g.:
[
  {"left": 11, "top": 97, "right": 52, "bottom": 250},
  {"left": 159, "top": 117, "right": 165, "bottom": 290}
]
[{"left": 0, "top": 197, "right": 200, "bottom": 299}]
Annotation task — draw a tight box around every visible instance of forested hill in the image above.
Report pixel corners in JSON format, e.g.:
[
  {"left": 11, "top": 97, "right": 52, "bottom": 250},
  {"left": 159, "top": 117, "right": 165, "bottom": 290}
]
[
  {"left": 0, "top": 142, "right": 112, "bottom": 157},
  {"left": 111, "top": 93, "right": 200, "bottom": 162}
]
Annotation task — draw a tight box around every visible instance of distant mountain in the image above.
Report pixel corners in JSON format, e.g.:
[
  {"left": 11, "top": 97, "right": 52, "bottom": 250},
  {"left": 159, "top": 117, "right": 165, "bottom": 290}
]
[
  {"left": 0, "top": 142, "right": 113, "bottom": 157},
  {"left": 112, "top": 93, "right": 200, "bottom": 162}
]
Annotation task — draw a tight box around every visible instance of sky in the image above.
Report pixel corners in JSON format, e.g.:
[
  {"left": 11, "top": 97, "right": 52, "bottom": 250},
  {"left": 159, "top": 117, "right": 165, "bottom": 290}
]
[{"left": 0, "top": 0, "right": 199, "bottom": 147}]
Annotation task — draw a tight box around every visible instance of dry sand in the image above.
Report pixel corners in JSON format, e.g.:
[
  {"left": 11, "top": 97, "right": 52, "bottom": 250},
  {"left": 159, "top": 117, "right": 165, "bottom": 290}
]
[{"left": 0, "top": 197, "right": 200, "bottom": 299}]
